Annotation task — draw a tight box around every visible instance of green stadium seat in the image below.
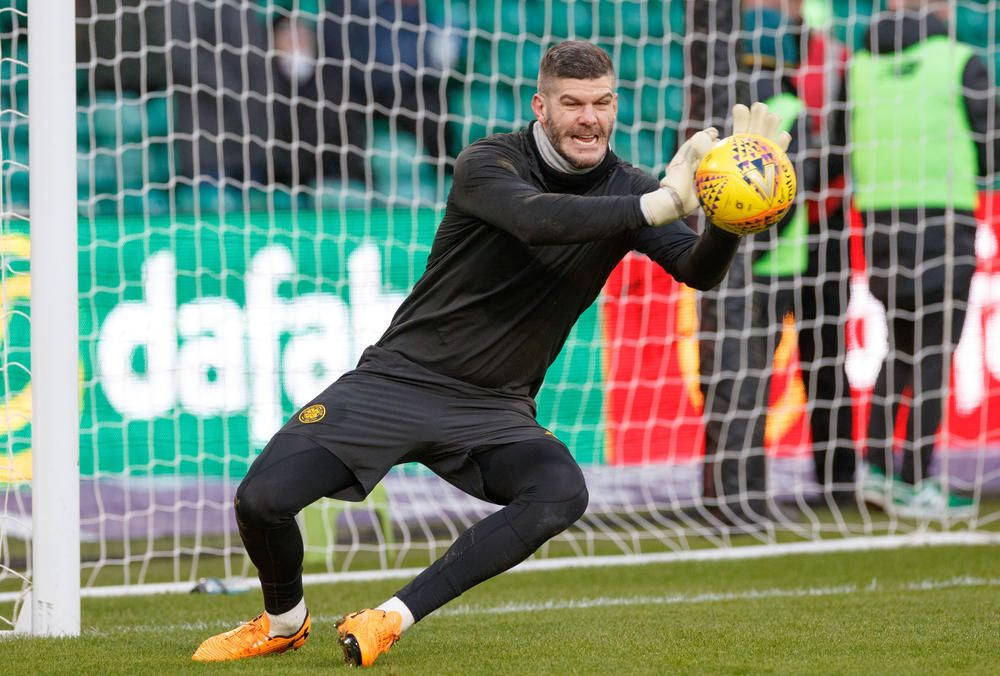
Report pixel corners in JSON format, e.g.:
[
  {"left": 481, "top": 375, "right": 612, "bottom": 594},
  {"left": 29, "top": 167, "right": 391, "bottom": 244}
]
[
  {"left": 75, "top": 143, "right": 169, "bottom": 210},
  {"left": 75, "top": 108, "right": 91, "bottom": 148},
  {"left": 0, "top": 111, "right": 28, "bottom": 151},
  {"left": 0, "top": 104, "right": 28, "bottom": 214},
  {"left": 515, "top": 83, "right": 535, "bottom": 119},
  {"left": 520, "top": 41, "right": 543, "bottom": 82},
  {"left": 640, "top": 85, "right": 667, "bottom": 123},
  {"left": 421, "top": 171, "right": 451, "bottom": 205},
  {"left": 85, "top": 193, "right": 167, "bottom": 218},
  {"left": 641, "top": 44, "right": 669, "bottom": 82},
  {"left": 244, "top": 186, "right": 312, "bottom": 212},
  {"left": 470, "top": 35, "right": 497, "bottom": 77},
  {"left": 542, "top": 1, "right": 572, "bottom": 38},
  {"left": 668, "top": 42, "right": 685, "bottom": 80},
  {"left": 172, "top": 183, "right": 245, "bottom": 214},
  {"left": 448, "top": 81, "right": 521, "bottom": 149},
  {"left": 146, "top": 189, "right": 172, "bottom": 214},
  {"left": 4, "top": 168, "right": 29, "bottom": 212},
  {"left": 571, "top": 3, "right": 595, "bottom": 38},
  {"left": 78, "top": 151, "right": 119, "bottom": 195},
  {"left": 521, "top": 1, "right": 547, "bottom": 37},
  {"left": 469, "top": 0, "right": 524, "bottom": 35},
  {"left": 476, "top": 39, "right": 518, "bottom": 82},
  {"left": 598, "top": 1, "right": 646, "bottom": 39},
  {"left": 117, "top": 191, "right": 171, "bottom": 216},
  {"left": 594, "top": 1, "right": 670, "bottom": 40},
  {"left": 612, "top": 130, "right": 636, "bottom": 167},
  {"left": 75, "top": 65, "right": 90, "bottom": 93},
  {"left": 472, "top": 29, "right": 542, "bottom": 84},
  {"left": 143, "top": 96, "right": 171, "bottom": 138},
  {"left": 616, "top": 88, "right": 638, "bottom": 126},
  {"left": 615, "top": 44, "right": 639, "bottom": 83},
  {"left": 613, "top": 128, "right": 674, "bottom": 171},
  {"left": 425, "top": 0, "right": 466, "bottom": 29},
  {"left": 86, "top": 93, "right": 120, "bottom": 144},
  {"left": 268, "top": 0, "right": 321, "bottom": 17},
  {"left": 955, "top": 4, "right": 997, "bottom": 48},
  {"left": 87, "top": 196, "right": 120, "bottom": 217},
  {"left": 85, "top": 92, "right": 151, "bottom": 147},
  {"left": 81, "top": 92, "right": 168, "bottom": 150},
  {"left": 371, "top": 124, "right": 440, "bottom": 205},
  {"left": 119, "top": 147, "right": 149, "bottom": 191},
  {"left": 145, "top": 143, "right": 171, "bottom": 185},
  {"left": 0, "top": 41, "right": 29, "bottom": 112},
  {"left": 666, "top": 85, "right": 683, "bottom": 121},
  {"left": 274, "top": 188, "right": 308, "bottom": 212},
  {"left": 0, "top": 1, "right": 27, "bottom": 36},
  {"left": 831, "top": 0, "right": 877, "bottom": 49},
  {"left": 314, "top": 179, "right": 370, "bottom": 211},
  {"left": 654, "top": 1, "right": 674, "bottom": 37},
  {"left": 611, "top": 42, "right": 670, "bottom": 86}
]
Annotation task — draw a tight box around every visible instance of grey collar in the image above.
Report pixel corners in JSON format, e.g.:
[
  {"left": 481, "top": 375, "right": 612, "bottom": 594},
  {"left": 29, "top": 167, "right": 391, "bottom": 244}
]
[{"left": 532, "top": 122, "right": 596, "bottom": 175}]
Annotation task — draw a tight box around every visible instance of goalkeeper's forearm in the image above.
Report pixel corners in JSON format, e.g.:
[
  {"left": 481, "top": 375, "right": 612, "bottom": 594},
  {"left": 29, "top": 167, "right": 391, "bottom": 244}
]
[{"left": 669, "top": 223, "right": 741, "bottom": 291}]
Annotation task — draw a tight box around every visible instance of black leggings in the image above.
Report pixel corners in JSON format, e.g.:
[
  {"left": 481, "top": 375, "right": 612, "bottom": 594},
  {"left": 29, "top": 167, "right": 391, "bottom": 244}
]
[{"left": 235, "top": 433, "right": 588, "bottom": 618}]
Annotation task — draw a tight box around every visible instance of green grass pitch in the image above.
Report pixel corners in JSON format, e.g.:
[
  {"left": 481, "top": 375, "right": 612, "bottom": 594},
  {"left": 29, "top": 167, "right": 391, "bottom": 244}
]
[{"left": 5, "top": 545, "right": 999, "bottom": 674}]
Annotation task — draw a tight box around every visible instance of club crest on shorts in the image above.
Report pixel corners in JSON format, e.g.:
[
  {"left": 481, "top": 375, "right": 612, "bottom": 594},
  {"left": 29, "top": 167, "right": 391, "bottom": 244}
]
[{"left": 298, "top": 404, "right": 326, "bottom": 424}]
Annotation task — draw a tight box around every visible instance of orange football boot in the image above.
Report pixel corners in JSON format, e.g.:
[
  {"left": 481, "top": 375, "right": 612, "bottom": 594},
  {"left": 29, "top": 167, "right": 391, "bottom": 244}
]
[
  {"left": 191, "top": 611, "right": 310, "bottom": 662},
  {"left": 335, "top": 609, "right": 402, "bottom": 667}
]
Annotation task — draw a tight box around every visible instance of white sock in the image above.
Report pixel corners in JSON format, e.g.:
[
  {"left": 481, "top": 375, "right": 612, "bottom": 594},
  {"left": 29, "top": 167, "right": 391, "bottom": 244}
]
[
  {"left": 376, "top": 596, "right": 415, "bottom": 633},
  {"left": 266, "top": 598, "right": 307, "bottom": 638}
]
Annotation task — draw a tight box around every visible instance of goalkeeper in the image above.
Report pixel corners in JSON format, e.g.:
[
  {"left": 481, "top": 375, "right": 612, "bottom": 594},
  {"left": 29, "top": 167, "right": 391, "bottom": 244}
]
[{"left": 192, "top": 41, "right": 790, "bottom": 667}]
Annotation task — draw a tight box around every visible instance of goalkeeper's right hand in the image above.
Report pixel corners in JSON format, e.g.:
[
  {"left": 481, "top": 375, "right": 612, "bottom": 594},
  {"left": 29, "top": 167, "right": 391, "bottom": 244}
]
[{"left": 639, "top": 127, "right": 718, "bottom": 227}]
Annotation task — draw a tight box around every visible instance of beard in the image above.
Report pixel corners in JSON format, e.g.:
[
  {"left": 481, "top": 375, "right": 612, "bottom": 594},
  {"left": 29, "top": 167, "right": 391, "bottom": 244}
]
[{"left": 542, "top": 112, "right": 612, "bottom": 169}]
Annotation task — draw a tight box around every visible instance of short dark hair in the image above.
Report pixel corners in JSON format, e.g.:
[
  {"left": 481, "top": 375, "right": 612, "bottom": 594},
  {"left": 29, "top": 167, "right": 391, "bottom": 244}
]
[{"left": 538, "top": 41, "right": 614, "bottom": 92}]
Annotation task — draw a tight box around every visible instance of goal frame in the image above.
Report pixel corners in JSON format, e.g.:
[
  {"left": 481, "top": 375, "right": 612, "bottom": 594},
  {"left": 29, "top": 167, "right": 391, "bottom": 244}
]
[{"left": 15, "top": 0, "right": 80, "bottom": 637}]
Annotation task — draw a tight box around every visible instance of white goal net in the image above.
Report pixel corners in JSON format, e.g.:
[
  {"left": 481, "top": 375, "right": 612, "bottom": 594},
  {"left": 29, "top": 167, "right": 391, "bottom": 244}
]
[
  {"left": 0, "top": 0, "right": 30, "bottom": 630},
  {"left": 2, "top": 0, "right": 999, "bottom": 627}
]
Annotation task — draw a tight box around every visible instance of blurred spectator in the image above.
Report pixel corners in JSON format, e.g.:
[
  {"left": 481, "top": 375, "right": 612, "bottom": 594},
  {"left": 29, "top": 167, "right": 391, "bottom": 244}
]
[
  {"left": 73, "top": 0, "right": 457, "bottom": 197},
  {"left": 845, "top": 0, "right": 999, "bottom": 519},
  {"left": 331, "top": 0, "right": 450, "bottom": 160},
  {"left": 165, "top": 1, "right": 453, "bottom": 190},
  {"left": 794, "top": 0, "right": 849, "bottom": 136},
  {"left": 699, "top": 0, "right": 854, "bottom": 530},
  {"left": 797, "top": 0, "right": 857, "bottom": 506},
  {"left": 268, "top": 11, "right": 367, "bottom": 185},
  {"left": 166, "top": 0, "right": 270, "bottom": 185}
]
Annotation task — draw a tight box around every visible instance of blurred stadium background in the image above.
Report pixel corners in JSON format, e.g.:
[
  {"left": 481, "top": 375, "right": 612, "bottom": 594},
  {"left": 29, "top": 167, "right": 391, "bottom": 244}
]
[{"left": 1, "top": 0, "right": 999, "bottom": 636}]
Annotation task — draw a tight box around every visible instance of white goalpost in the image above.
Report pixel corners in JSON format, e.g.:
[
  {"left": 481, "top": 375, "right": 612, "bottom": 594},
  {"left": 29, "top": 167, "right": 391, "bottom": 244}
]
[
  {"left": 20, "top": 0, "right": 80, "bottom": 636},
  {"left": 0, "top": 0, "right": 79, "bottom": 636},
  {"left": 0, "top": 0, "right": 998, "bottom": 622}
]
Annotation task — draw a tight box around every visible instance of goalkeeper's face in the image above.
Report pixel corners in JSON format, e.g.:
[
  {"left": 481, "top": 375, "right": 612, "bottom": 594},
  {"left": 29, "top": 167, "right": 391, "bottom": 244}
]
[{"left": 533, "top": 75, "right": 617, "bottom": 169}]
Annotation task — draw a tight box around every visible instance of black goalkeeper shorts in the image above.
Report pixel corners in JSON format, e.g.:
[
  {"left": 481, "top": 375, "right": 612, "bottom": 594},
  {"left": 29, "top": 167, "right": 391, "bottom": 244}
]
[{"left": 276, "top": 346, "right": 559, "bottom": 502}]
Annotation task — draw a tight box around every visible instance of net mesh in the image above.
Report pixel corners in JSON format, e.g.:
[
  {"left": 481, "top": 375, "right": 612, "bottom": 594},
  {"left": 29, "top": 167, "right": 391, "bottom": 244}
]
[
  {"left": 1, "top": 0, "right": 999, "bottom": 613},
  {"left": 0, "top": 0, "right": 30, "bottom": 628}
]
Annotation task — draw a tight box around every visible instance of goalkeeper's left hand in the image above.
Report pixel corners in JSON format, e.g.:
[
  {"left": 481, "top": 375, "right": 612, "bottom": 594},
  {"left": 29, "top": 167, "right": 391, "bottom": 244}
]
[
  {"left": 640, "top": 127, "right": 719, "bottom": 226},
  {"left": 640, "top": 101, "right": 792, "bottom": 229},
  {"left": 730, "top": 101, "right": 791, "bottom": 151}
]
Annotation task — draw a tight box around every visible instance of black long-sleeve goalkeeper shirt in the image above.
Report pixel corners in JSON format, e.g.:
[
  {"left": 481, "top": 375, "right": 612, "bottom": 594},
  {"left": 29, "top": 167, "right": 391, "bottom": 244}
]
[{"left": 377, "top": 122, "right": 740, "bottom": 397}]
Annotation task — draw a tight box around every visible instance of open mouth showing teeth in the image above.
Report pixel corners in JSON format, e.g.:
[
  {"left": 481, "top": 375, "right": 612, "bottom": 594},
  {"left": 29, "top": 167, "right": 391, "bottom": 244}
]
[{"left": 573, "top": 135, "right": 598, "bottom": 145}]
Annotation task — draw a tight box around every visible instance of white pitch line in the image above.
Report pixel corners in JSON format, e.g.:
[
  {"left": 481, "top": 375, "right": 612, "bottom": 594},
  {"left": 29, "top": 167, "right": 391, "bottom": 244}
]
[
  {"left": 434, "top": 575, "right": 1000, "bottom": 617},
  {"left": 75, "top": 575, "right": 1000, "bottom": 638},
  {"left": 7, "top": 531, "right": 992, "bottom": 604}
]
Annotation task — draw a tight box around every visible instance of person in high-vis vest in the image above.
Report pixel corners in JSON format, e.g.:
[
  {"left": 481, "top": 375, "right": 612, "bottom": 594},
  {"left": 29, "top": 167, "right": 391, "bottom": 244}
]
[
  {"left": 848, "top": 1, "right": 997, "bottom": 519},
  {"left": 700, "top": 3, "right": 857, "bottom": 530}
]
